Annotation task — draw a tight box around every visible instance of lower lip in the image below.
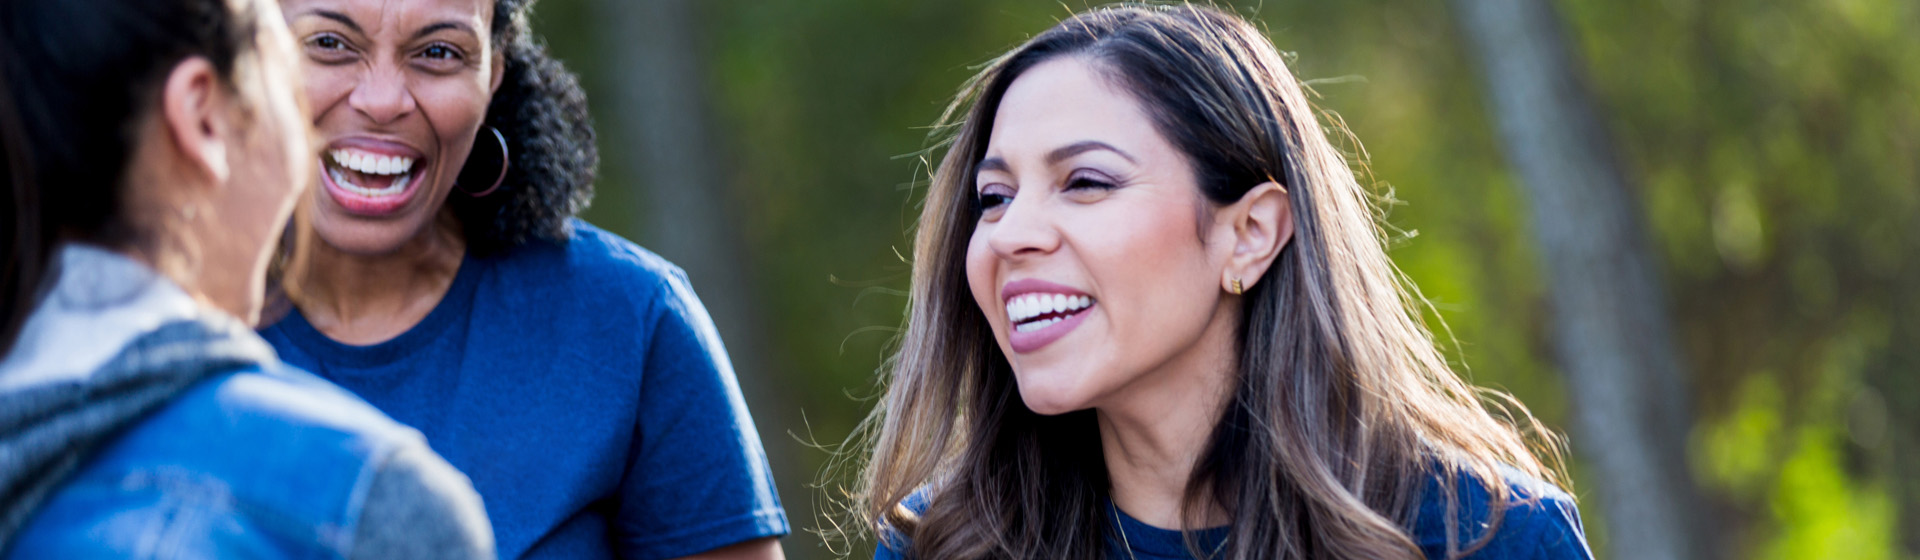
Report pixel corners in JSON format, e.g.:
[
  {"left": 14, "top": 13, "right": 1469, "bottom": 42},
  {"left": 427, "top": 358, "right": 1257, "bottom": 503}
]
[
  {"left": 1008, "top": 306, "right": 1094, "bottom": 354},
  {"left": 319, "top": 159, "right": 423, "bottom": 216}
]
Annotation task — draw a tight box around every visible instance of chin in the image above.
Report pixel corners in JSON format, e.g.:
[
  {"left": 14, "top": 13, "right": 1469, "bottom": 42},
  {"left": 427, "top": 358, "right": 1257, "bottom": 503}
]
[
  {"left": 1013, "top": 368, "right": 1099, "bottom": 416},
  {"left": 309, "top": 196, "right": 439, "bottom": 256}
]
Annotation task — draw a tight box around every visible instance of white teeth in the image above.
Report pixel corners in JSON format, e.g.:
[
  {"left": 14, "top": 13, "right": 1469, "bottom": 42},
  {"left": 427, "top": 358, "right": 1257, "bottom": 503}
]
[
  {"left": 1003, "top": 292, "right": 1095, "bottom": 324},
  {"left": 329, "top": 149, "right": 416, "bottom": 176},
  {"left": 329, "top": 166, "right": 412, "bottom": 198}
]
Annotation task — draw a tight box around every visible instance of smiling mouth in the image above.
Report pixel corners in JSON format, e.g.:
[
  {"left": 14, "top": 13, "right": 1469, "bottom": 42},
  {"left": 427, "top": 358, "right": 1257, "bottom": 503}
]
[
  {"left": 324, "top": 148, "right": 419, "bottom": 197},
  {"left": 1006, "top": 293, "right": 1095, "bottom": 332}
]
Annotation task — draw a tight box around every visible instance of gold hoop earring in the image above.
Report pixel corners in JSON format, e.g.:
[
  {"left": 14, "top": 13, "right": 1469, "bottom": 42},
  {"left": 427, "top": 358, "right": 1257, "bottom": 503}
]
[{"left": 1230, "top": 277, "right": 1245, "bottom": 295}]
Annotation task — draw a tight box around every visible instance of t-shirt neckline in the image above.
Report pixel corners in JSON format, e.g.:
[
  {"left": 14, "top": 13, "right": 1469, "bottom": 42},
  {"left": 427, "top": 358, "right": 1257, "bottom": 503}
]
[
  {"left": 271, "top": 253, "right": 482, "bottom": 370},
  {"left": 1108, "top": 501, "right": 1231, "bottom": 559}
]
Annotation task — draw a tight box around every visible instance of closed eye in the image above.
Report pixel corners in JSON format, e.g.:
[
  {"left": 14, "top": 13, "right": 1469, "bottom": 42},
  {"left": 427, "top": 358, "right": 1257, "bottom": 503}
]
[
  {"left": 1066, "top": 176, "right": 1116, "bottom": 191},
  {"left": 1065, "top": 170, "right": 1119, "bottom": 191}
]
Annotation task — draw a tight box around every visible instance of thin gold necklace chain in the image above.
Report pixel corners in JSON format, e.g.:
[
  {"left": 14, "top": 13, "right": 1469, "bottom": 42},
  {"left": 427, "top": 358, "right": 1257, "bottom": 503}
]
[{"left": 1108, "top": 502, "right": 1229, "bottom": 560}]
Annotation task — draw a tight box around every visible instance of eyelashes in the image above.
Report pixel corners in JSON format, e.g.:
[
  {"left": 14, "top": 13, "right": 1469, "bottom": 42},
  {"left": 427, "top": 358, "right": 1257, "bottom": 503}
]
[
  {"left": 973, "top": 171, "right": 1119, "bottom": 215},
  {"left": 977, "top": 191, "right": 1013, "bottom": 210}
]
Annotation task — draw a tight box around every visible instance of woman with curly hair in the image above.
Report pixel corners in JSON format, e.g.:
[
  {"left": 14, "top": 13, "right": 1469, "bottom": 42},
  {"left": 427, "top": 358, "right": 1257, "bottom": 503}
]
[
  {"left": 262, "top": 0, "right": 788, "bottom": 558},
  {"left": 858, "top": 4, "right": 1591, "bottom": 559}
]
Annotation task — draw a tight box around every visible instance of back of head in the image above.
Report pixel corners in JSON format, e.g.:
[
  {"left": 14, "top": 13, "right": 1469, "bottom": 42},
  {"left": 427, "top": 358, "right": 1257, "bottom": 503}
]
[{"left": 0, "top": 0, "right": 256, "bottom": 355}]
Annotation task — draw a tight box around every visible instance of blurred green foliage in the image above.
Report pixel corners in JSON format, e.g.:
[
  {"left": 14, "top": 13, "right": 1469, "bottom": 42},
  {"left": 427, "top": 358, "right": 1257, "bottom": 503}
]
[{"left": 528, "top": 0, "right": 1919, "bottom": 558}]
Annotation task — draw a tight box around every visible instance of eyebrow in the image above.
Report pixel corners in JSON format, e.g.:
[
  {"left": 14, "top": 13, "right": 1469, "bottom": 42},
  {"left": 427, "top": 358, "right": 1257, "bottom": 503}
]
[
  {"left": 975, "top": 141, "right": 1137, "bottom": 176},
  {"left": 412, "top": 21, "right": 477, "bottom": 42},
  {"left": 1047, "top": 141, "right": 1136, "bottom": 165},
  {"left": 301, "top": 10, "right": 476, "bottom": 42},
  {"left": 307, "top": 10, "right": 363, "bottom": 34}
]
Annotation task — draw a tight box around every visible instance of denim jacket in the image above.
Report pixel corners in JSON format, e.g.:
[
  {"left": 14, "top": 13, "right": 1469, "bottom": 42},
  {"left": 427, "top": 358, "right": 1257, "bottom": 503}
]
[{"left": 0, "top": 245, "right": 494, "bottom": 559}]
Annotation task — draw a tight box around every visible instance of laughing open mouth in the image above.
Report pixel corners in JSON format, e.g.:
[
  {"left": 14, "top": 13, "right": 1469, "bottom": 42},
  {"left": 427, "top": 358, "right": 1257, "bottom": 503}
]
[
  {"left": 1007, "top": 293, "right": 1095, "bottom": 333},
  {"left": 326, "top": 149, "right": 417, "bottom": 197},
  {"left": 320, "top": 145, "right": 427, "bottom": 216}
]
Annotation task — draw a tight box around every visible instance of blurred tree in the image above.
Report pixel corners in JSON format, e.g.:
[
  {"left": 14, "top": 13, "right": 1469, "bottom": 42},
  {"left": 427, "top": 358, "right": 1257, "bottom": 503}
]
[
  {"left": 1451, "top": 0, "right": 1704, "bottom": 558},
  {"left": 584, "top": 0, "right": 804, "bottom": 533}
]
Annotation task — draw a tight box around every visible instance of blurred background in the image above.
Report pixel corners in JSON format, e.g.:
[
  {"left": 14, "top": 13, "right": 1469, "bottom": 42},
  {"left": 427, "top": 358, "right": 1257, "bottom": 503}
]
[{"left": 519, "top": 0, "right": 1917, "bottom": 558}]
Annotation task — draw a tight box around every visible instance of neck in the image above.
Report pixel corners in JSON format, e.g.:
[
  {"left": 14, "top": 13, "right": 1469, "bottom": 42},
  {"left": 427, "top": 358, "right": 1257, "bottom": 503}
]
[
  {"left": 1097, "top": 299, "right": 1240, "bottom": 531},
  {"left": 294, "top": 210, "right": 465, "bottom": 345}
]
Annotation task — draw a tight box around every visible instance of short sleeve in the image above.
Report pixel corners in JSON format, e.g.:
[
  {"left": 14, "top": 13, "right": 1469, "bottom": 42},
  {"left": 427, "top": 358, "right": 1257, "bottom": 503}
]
[
  {"left": 1463, "top": 490, "right": 1592, "bottom": 559},
  {"left": 613, "top": 269, "right": 789, "bottom": 559},
  {"left": 1413, "top": 466, "right": 1594, "bottom": 560}
]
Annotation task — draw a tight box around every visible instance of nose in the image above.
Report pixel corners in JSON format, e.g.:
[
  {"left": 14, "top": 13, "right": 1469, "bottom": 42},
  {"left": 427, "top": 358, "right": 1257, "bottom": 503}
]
[
  {"left": 347, "top": 65, "right": 416, "bottom": 125},
  {"left": 985, "top": 191, "right": 1060, "bottom": 259}
]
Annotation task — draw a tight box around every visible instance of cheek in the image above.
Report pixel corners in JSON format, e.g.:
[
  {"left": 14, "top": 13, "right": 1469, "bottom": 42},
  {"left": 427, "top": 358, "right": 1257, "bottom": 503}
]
[
  {"left": 412, "top": 78, "right": 494, "bottom": 174},
  {"left": 964, "top": 229, "right": 1000, "bottom": 328},
  {"left": 303, "top": 65, "right": 355, "bottom": 120},
  {"left": 1070, "top": 197, "right": 1218, "bottom": 359}
]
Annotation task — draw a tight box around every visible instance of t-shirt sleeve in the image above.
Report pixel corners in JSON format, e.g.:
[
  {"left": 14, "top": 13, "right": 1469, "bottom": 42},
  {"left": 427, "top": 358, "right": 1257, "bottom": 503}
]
[
  {"left": 613, "top": 269, "right": 789, "bottom": 559},
  {"left": 1480, "top": 491, "right": 1592, "bottom": 560}
]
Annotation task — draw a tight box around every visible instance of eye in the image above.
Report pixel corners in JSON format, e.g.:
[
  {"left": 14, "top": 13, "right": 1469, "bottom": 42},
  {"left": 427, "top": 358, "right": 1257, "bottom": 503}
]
[
  {"left": 421, "top": 44, "right": 463, "bottom": 60},
  {"left": 304, "top": 33, "right": 356, "bottom": 63},
  {"left": 975, "top": 184, "right": 1014, "bottom": 218},
  {"left": 1065, "top": 173, "right": 1117, "bottom": 191}
]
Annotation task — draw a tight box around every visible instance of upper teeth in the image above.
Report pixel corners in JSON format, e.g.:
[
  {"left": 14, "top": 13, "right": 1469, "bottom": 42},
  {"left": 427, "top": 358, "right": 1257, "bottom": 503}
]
[
  {"left": 1005, "top": 293, "right": 1093, "bottom": 323},
  {"left": 330, "top": 149, "right": 415, "bottom": 176}
]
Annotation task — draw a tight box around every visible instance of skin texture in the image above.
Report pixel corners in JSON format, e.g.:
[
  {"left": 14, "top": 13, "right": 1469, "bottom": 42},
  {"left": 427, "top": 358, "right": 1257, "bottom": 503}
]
[
  {"left": 965, "top": 56, "right": 1292, "bottom": 531},
  {"left": 281, "top": 0, "right": 500, "bottom": 344},
  {"left": 122, "top": 0, "right": 311, "bottom": 325}
]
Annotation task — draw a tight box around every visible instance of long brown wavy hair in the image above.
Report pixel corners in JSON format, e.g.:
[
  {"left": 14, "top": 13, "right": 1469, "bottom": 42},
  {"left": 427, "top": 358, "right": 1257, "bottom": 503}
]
[{"left": 848, "top": 3, "right": 1568, "bottom": 559}]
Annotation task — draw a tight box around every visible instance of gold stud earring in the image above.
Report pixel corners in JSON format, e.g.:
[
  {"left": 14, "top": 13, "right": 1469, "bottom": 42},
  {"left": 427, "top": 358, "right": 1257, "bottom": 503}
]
[{"left": 1230, "top": 277, "right": 1245, "bottom": 295}]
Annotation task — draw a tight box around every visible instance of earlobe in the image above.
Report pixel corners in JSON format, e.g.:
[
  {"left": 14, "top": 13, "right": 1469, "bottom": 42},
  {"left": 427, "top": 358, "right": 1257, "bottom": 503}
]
[{"left": 160, "top": 57, "right": 231, "bottom": 186}]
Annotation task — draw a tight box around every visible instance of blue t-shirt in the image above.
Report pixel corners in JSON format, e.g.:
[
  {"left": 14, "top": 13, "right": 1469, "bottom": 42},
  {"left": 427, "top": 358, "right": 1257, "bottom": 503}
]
[
  {"left": 875, "top": 466, "right": 1590, "bottom": 559},
  {"left": 262, "top": 220, "right": 788, "bottom": 559}
]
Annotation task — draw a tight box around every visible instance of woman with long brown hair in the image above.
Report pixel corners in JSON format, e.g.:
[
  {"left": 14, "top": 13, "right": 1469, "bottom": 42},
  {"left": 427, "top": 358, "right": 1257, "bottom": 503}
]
[{"left": 856, "top": 4, "right": 1591, "bottom": 559}]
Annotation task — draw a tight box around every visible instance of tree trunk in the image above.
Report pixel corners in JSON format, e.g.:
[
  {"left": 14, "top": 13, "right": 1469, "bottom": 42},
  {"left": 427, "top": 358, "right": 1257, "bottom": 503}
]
[
  {"left": 590, "top": 0, "right": 802, "bottom": 545},
  {"left": 1449, "top": 1, "right": 1703, "bottom": 559}
]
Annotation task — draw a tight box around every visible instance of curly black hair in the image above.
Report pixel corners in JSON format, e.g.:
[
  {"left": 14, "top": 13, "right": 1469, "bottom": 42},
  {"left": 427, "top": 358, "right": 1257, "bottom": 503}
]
[{"left": 445, "top": 0, "right": 597, "bottom": 256}]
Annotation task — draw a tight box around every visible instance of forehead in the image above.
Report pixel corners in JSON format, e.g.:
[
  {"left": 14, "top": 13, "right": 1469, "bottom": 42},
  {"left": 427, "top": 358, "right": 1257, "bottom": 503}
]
[
  {"left": 280, "top": 0, "right": 492, "bottom": 33},
  {"left": 985, "top": 56, "right": 1163, "bottom": 160}
]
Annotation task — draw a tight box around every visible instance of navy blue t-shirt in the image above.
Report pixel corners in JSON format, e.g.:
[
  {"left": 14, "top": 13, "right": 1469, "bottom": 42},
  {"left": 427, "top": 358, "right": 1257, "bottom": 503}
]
[
  {"left": 262, "top": 220, "right": 789, "bottom": 559},
  {"left": 876, "top": 465, "right": 1590, "bottom": 559}
]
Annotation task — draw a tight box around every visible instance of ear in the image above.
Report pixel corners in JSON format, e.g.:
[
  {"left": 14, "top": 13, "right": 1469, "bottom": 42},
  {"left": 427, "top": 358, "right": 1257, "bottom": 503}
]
[
  {"left": 488, "top": 48, "right": 507, "bottom": 96},
  {"left": 160, "top": 57, "right": 232, "bottom": 187},
  {"left": 1222, "top": 181, "right": 1293, "bottom": 293}
]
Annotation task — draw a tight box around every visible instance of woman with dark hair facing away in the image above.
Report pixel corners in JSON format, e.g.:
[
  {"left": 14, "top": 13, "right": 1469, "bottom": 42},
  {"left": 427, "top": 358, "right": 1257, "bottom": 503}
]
[
  {"left": 258, "top": 0, "right": 788, "bottom": 558},
  {"left": 857, "top": 4, "right": 1592, "bottom": 559},
  {"left": 0, "top": 0, "right": 493, "bottom": 557}
]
